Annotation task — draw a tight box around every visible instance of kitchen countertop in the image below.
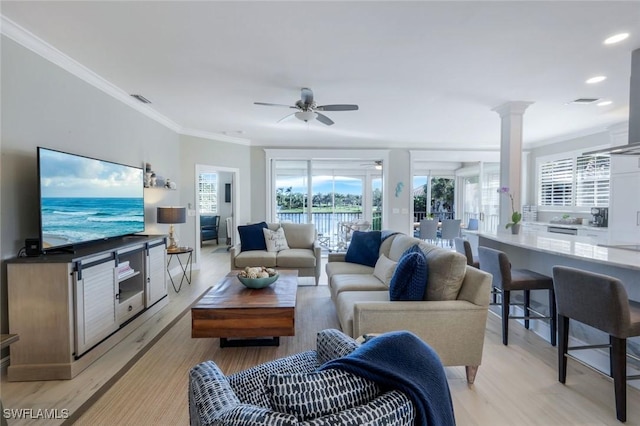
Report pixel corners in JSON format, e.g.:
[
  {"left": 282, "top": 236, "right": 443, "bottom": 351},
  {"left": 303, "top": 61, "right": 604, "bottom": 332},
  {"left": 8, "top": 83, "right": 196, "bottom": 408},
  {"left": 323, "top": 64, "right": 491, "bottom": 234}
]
[
  {"left": 478, "top": 230, "right": 639, "bottom": 270},
  {"left": 523, "top": 221, "right": 608, "bottom": 231}
]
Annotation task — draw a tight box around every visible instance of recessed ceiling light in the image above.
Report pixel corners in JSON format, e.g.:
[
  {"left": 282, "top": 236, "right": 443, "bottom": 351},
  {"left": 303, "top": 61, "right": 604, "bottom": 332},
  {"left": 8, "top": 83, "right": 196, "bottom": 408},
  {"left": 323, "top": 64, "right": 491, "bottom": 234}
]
[
  {"left": 569, "top": 98, "right": 600, "bottom": 105},
  {"left": 597, "top": 100, "right": 613, "bottom": 106},
  {"left": 604, "top": 33, "right": 629, "bottom": 45},
  {"left": 586, "top": 76, "right": 607, "bottom": 84}
]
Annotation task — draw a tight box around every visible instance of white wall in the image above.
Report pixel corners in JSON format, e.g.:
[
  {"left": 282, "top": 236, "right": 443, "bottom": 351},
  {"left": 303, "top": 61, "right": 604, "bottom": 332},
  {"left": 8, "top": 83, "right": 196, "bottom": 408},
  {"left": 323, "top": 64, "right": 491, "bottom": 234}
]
[
  {"left": 178, "top": 134, "right": 252, "bottom": 261},
  {"left": 0, "top": 36, "right": 180, "bottom": 339}
]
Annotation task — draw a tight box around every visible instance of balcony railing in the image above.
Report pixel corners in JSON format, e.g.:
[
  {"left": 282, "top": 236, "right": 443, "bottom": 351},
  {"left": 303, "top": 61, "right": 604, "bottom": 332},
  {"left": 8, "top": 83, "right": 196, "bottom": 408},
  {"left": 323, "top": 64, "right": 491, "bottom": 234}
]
[
  {"left": 414, "top": 211, "right": 454, "bottom": 222},
  {"left": 277, "top": 211, "right": 362, "bottom": 236}
]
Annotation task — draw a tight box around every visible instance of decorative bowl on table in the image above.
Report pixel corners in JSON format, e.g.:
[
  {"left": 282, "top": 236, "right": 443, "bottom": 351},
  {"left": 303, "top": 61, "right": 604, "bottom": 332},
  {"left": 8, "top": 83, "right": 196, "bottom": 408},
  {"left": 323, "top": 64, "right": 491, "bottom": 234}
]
[{"left": 237, "top": 266, "right": 279, "bottom": 289}]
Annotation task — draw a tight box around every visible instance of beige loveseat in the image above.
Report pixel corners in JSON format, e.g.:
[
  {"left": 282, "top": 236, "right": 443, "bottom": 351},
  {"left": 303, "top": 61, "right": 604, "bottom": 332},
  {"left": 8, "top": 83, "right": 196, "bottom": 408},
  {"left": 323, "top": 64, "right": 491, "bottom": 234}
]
[
  {"left": 326, "top": 232, "right": 492, "bottom": 383},
  {"left": 230, "top": 222, "right": 321, "bottom": 285}
]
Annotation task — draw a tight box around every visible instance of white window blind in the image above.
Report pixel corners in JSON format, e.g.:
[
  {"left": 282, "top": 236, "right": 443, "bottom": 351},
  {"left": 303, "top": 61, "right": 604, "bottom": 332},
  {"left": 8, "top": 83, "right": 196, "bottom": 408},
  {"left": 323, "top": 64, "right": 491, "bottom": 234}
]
[
  {"left": 538, "top": 158, "right": 573, "bottom": 206},
  {"left": 199, "top": 173, "right": 218, "bottom": 214},
  {"left": 576, "top": 155, "right": 610, "bottom": 207},
  {"left": 537, "top": 154, "right": 610, "bottom": 208}
]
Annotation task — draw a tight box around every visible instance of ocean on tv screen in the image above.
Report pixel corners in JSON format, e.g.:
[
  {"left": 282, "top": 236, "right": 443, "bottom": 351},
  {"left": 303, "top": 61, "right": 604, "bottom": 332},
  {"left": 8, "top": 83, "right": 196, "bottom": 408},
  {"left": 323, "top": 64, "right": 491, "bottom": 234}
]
[{"left": 41, "top": 197, "right": 144, "bottom": 248}]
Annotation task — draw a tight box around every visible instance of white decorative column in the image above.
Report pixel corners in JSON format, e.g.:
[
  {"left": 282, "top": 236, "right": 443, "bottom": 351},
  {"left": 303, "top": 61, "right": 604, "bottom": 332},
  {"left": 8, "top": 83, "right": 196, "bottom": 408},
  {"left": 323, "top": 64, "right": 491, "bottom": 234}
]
[{"left": 492, "top": 101, "right": 533, "bottom": 229}]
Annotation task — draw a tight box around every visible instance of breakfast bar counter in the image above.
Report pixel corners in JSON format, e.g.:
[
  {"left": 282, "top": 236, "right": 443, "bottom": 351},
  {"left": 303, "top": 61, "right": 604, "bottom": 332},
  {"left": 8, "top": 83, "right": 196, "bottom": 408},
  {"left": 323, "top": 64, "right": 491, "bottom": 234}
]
[
  {"left": 477, "top": 231, "right": 639, "bottom": 300},
  {"left": 475, "top": 230, "right": 640, "bottom": 366}
]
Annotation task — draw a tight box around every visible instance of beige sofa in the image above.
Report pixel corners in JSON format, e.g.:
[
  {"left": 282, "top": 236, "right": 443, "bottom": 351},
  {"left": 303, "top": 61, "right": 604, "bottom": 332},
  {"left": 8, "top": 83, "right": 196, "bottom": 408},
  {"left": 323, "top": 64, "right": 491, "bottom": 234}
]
[
  {"left": 230, "top": 222, "right": 321, "bottom": 285},
  {"left": 326, "top": 232, "right": 492, "bottom": 383}
]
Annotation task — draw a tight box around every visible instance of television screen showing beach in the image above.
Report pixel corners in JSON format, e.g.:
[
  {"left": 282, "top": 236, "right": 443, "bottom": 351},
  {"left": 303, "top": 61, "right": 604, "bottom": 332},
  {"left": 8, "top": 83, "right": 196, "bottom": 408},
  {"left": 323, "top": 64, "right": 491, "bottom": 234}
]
[{"left": 38, "top": 148, "right": 144, "bottom": 249}]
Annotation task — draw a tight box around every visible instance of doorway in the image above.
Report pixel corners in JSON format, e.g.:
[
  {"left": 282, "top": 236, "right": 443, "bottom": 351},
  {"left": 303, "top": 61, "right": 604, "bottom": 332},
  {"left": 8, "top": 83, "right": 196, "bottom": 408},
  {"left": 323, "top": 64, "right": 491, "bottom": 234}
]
[{"left": 194, "top": 164, "right": 240, "bottom": 261}]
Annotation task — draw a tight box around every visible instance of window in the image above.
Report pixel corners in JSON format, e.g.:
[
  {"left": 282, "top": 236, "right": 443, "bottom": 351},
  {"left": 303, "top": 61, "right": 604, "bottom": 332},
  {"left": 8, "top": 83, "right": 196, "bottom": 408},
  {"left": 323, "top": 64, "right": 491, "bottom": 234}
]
[
  {"left": 537, "top": 155, "right": 610, "bottom": 207},
  {"left": 539, "top": 158, "right": 573, "bottom": 206},
  {"left": 199, "top": 173, "right": 218, "bottom": 214},
  {"left": 576, "top": 155, "right": 610, "bottom": 207}
]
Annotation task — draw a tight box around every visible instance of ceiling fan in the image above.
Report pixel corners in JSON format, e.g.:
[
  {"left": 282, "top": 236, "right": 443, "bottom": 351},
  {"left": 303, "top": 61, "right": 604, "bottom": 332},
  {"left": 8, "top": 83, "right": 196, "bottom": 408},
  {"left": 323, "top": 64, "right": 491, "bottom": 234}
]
[
  {"left": 360, "top": 160, "right": 383, "bottom": 170},
  {"left": 254, "top": 88, "right": 358, "bottom": 126}
]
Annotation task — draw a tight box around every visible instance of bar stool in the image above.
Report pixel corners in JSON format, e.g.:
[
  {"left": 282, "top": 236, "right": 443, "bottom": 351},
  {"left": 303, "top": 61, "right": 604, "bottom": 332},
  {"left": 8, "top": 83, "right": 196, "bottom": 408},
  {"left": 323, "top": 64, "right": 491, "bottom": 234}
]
[
  {"left": 478, "top": 246, "right": 556, "bottom": 346},
  {"left": 552, "top": 266, "right": 640, "bottom": 423},
  {"left": 454, "top": 237, "right": 479, "bottom": 268}
]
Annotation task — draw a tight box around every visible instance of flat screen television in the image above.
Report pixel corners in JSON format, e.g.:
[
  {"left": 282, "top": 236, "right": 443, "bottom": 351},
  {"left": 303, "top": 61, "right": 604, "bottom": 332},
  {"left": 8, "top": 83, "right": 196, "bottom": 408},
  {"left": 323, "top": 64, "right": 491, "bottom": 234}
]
[{"left": 37, "top": 147, "right": 145, "bottom": 253}]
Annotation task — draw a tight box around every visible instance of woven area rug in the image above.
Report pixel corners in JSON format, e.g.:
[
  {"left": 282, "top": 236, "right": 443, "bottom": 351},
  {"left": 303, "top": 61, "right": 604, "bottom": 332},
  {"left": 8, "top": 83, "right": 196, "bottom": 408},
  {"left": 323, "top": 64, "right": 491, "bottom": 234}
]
[{"left": 212, "top": 246, "right": 230, "bottom": 253}]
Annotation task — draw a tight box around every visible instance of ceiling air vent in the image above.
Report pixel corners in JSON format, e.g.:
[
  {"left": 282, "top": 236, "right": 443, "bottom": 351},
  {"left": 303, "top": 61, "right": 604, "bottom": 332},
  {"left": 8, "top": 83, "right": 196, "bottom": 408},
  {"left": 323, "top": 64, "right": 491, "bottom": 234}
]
[
  {"left": 570, "top": 98, "right": 600, "bottom": 104},
  {"left": 130, "top": 94, "right": 151, "bottom": 104}
]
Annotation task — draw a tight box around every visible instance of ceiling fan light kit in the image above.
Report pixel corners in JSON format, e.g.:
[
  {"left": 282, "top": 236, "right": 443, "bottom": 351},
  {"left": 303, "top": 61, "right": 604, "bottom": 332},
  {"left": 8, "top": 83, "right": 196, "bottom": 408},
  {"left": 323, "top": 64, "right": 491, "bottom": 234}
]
[
  {"left": 255, "top": 87, "right": 358, "bottom": 126},
  {"left": 294, "top": 110, "right": 317, "bottom": 122}
]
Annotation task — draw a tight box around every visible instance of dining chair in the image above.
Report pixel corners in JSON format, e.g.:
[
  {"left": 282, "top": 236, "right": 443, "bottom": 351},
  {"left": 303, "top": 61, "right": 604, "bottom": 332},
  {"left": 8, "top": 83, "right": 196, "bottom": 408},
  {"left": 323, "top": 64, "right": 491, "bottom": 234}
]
[
  {"left": 439, "top": 219, "right": 461, "bottom": 247},
  {"left": 419, "top": 219, "right": 438, "bottom": 243}
]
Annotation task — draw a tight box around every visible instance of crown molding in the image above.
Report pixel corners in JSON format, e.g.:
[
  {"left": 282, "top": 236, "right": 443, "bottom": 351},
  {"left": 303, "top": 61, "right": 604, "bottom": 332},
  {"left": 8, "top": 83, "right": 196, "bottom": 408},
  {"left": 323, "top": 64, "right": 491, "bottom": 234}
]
[
  {"left": 1, "top": 15, "right": 182, "bottom": 132},
  {"left": 179, "top": 128, "right": 251, "bottom": 145},
  {"left": 524, "top": 122, "right": 626, "bottom": 150}
]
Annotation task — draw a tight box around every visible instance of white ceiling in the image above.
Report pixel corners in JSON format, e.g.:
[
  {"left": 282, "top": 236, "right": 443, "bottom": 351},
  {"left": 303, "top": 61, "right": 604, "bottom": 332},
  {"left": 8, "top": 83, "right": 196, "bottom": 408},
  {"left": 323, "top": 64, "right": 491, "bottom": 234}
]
[{"left": 2, "top": 1, "right": 639, "bottom": 149}]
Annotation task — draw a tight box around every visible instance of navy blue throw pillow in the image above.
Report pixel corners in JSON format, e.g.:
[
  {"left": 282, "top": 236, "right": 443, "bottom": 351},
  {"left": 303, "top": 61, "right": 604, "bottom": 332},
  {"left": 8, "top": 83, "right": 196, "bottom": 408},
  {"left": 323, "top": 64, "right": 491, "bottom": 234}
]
[
  {"left": 389, "top": 251, "right": 428, "bottom": 301},
  {"left": 345, "top": 231, "right": 382, "bottom": 267},
  {"left": 402, "top": 244, "right": 424, "bottom": 257},
  {"left": 237, "top": 222, "right": 268, "bottom": 251}
]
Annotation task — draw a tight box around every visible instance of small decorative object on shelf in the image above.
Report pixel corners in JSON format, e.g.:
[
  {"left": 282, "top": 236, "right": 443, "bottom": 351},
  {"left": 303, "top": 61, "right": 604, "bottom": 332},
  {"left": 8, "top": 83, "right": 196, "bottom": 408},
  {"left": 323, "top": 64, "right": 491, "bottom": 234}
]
[
  {"left": 237, "top": 266, "right": 279, "bottom": 289},
  {"left": 165, "top": 178, "right": 177, "bottom": 190}
]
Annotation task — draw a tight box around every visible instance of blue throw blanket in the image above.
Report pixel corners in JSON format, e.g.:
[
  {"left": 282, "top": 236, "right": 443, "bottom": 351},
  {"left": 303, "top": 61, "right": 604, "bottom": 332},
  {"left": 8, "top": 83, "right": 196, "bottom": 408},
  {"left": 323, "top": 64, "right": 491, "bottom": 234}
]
[{"left": 318, "top": 331, "right": 455, "bottom": 426}]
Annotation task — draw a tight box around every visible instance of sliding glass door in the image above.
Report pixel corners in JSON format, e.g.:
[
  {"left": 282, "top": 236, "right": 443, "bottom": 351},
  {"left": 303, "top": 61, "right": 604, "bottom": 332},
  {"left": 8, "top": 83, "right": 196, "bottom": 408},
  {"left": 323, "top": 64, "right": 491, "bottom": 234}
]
[{"left": 271, "top": 159, "right": 382, "bottom": 247}]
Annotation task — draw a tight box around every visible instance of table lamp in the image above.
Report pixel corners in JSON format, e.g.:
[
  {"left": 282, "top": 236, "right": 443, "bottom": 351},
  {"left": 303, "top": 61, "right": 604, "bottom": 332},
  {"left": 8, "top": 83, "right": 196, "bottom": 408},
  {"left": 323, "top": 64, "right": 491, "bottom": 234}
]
[{"left": 157, "top": 206, "right": 186, "bottom": 250}]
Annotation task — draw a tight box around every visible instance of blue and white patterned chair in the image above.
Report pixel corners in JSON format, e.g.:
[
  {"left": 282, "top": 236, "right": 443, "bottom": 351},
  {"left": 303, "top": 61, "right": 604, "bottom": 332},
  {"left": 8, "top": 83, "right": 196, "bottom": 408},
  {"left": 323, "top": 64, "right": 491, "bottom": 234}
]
[{"left": 189, "top": 329, "right": 416, "bottom": 425}]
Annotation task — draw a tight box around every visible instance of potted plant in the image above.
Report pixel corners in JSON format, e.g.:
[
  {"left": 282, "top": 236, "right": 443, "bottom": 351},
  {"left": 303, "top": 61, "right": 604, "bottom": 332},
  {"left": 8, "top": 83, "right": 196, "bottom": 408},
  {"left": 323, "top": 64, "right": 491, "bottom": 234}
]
[{"left": 497, "top": 187, "right": 522, "bottom": 234}]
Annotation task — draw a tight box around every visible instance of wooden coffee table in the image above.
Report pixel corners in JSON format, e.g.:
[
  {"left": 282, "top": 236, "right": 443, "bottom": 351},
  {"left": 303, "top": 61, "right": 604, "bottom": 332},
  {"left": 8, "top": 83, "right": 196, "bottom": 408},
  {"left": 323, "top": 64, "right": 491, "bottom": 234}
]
[{"left": 191, "top": 270, "right": 298, "bottom": 347}]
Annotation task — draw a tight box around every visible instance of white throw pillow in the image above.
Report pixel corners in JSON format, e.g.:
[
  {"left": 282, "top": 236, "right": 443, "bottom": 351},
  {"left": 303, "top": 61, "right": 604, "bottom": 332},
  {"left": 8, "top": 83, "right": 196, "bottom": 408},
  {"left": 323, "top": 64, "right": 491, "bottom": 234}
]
[
  {"left": 373, "top": 254, "right": 398, "bottom": 287},
  {"left": 263, "top": 227, "right": 290, "bottom": 252}
]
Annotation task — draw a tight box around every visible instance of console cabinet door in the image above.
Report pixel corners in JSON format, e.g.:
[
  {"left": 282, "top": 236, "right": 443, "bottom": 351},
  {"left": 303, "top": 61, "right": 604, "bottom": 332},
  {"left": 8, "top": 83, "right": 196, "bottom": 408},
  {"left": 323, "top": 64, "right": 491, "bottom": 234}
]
[
  {"left": 146, "top": 243, "right": 167, "bottom": 307},
  {"left": 75, "top": 260, "right": 118, "bottom": 356}
]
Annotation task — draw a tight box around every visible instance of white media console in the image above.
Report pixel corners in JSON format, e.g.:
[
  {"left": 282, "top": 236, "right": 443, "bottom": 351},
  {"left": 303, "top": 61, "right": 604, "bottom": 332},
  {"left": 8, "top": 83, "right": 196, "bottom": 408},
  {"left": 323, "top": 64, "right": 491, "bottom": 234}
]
[{"left": 6, "top": 235, "right": 168, "bottom": 381}]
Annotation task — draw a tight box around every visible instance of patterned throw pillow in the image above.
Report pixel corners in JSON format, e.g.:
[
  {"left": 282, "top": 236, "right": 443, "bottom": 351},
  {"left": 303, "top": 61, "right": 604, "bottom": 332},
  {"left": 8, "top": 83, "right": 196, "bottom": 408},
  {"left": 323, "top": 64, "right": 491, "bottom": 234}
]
[
  {"left": 389, "top": 249, "right": 428, "bottom": 301},
  {"left": 263, "top": 227, "right": 290, "bottom": 252},
  {"left": 316, "top": 329, "right": 360, "bottom": 365},
  {"left": 266, "top": 369, "right": 380, "bottom": 421}
]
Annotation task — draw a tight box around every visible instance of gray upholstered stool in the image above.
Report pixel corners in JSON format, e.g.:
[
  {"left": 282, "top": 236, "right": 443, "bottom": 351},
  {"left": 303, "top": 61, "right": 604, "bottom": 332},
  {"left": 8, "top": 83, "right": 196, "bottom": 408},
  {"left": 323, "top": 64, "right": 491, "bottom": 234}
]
[
  {"left": 454, "top": 238, "right": 479, "bottom": 268},
  {"left": 478, "top": 246, "right": 556, "bottom": 346},
  {"left": 552, "top": 266, "right": 640, "bottom": 423}
]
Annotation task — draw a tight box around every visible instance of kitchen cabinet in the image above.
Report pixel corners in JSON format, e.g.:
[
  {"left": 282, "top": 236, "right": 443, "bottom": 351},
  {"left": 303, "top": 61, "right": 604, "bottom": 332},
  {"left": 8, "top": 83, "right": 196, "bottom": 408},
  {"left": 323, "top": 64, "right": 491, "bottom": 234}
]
[
  {"left": 576, "top": 228, "right": 609, "bottom": 245},
  {"left": 609, "top": 171, "right": 640, "bottom": 244},
  {"left": 521, "top": 222, "right": 547, "bottom": 233}
]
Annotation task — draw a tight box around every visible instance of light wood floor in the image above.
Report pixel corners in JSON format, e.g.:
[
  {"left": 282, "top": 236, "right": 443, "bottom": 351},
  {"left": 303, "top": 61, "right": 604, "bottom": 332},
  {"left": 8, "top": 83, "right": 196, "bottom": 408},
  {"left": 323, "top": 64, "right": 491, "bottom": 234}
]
[{"left": 2, "top": 246, "right": 640, "bottom": 425}]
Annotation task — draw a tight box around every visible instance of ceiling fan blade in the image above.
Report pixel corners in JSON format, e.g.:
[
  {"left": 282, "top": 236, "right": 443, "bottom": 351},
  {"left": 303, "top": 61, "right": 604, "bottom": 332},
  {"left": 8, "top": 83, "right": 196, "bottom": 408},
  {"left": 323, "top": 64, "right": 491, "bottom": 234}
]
[
  {"left": 315, "top": 113, "right": 334, "bottom": 126},
  {"left": 316, "top": 104, "right": 359, "bottom": 111},
  {"left": 301, "top": 88, "right": 314, "bottom": 106},
  {"left": 254, "top": 102, "right": 296, "bottom": 108},
  {"left": 277, "top": 112, "right": 296, "bottom": 123}
]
